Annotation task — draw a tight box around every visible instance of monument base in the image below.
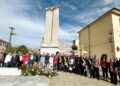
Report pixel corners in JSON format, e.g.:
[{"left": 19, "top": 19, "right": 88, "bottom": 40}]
[{"left": 40, "top": 47, "right": 59, "bottom": 55}]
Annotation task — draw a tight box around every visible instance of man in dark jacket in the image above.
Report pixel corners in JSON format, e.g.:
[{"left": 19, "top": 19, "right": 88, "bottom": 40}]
[
  {"left": 45, "top": 53, "right": 49, "bottom": 66},
  {"left": 2, "top": 51, "right": 6, "bottom": 66},
  {"left": 11, "top": 54, "right": 17, "bottom": 67},
  {"left": 75, "top": 56, "right": 81, "bottom": 74},
  {"left": 109, "top": 58, "right": 118, "bottom": 85},
  {"left": 116, "top": 58, "right": 120, "bottom": 83}
]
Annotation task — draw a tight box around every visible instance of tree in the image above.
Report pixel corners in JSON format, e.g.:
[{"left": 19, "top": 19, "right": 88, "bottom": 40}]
[
  {"left": 16, "top": 45, "right": 28, "bottom": 54},
  {"left": 72, "top": 45, "right": 78, "bottom": 50},
  {"left": 8, "top": 46, "right": 16, "bottom": 53}
]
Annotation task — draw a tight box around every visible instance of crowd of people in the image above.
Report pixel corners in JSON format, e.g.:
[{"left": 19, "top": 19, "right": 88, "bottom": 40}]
[
  {"left": 0, "top": 51, "right": 120, "bottom": 85},
  {"left": 54, "top": 54, "right": 120, "bottom": 85}
]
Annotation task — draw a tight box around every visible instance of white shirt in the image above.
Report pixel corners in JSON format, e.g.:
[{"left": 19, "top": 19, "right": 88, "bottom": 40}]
[
  {"left": 4, "top": 55, "right": 12, "bottom": 63},
  {"left": 70, "top": 59, "right": 74, "bottom": 64},
  {"left": 20, "top": 55, "right": 23, "bottom": 61},
  {"left": 49, "top": 57, "right": 53, "bottom": 65},
  {"left": 30, "top": 55, "right": 34, "bottom": 60}
]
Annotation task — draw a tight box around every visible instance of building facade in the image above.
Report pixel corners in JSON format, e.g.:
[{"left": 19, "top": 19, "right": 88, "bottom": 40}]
[
  {"left": 0, "top": 39, "right": 8, "bottom": 52},
  {"left": 78, "top": 8, "right": 120, "bottom": 59},
  {"left": 59, "top": 43, "right": 72, "bottom": 54}
]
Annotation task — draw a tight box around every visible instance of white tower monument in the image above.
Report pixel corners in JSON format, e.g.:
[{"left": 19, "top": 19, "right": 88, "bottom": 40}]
[{"left": 40, "top": 6, "right": 59, "bottom": 54}]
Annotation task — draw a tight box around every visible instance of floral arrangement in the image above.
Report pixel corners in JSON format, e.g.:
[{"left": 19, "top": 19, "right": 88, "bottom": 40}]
[{"left": 18, "top": 64, "right": 58, "bottom": 78}]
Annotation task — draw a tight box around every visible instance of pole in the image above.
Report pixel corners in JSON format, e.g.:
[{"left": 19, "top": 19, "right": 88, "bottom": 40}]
[{"left": 6, "top": 27, "right": 16, "bottom": 53}]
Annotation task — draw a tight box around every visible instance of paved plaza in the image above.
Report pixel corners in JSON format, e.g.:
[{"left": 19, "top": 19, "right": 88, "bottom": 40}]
[
  {"left": 49, "top": 72, "right": 119, "bottom": 86},
  {"left": 0, "top": 72, "right": 119, "bottom": 86},
  {"left": 0, "top": 76, "right": 48, "bottom": 86}
]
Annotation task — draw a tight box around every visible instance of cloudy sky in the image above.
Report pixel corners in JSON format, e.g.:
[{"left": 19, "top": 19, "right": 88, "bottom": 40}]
[{"left": 0, "top": 0, "right": 120, "bottom": 49}]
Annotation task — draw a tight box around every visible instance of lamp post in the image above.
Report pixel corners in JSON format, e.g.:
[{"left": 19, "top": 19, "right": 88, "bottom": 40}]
[{"left": 6, "top": 27, "right": 16, "bottom": 53}]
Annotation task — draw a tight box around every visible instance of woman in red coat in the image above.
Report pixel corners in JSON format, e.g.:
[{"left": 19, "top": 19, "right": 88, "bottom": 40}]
[
  {"left": 53, "top": 55, "right": 58, "bottom": 70},
  {"left": 22, "top": 53, "right": 29, "bottom": 65},
  {"left": 100, "top": 54, "right": 109, "bottom": 81}
]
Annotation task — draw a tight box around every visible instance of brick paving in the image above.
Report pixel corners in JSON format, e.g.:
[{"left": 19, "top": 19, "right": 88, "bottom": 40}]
[{"left": 49, "top": 72, "right": 119, "bottom": 86}]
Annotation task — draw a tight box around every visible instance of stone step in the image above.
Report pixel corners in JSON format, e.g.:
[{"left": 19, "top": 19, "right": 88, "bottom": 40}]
[{"left": 0, "top": 67, "right": 21, "bottom": 76}]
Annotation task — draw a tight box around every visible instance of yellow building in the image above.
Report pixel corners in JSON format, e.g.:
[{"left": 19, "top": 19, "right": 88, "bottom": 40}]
[{"left": 78, "top": 8, "right": 120, "bottom": 59}]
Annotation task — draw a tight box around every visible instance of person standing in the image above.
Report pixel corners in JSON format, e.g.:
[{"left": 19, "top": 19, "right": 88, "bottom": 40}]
[
  {"left": 45, "top": 53, "right": 50, "bottom": 66},
  {"left": 100, "top": 55, "right": 109, "bottom": 81},
  {"left": 85, "top": 56, "right": 92, "bottom": 78},
  {"left": 34, "top": 52, "right": 41, "bottom": 68},
  {"left": 2, "top": 51, "right": 6, "bottom": 66},
  {"left": 80, "top": 57, "right": 84, "bottom": 75},
  {"left": 68, "top": 56, "right": 74, "bottom": 73},
  {"left": 11, "top": 53, "right": 17, "bottom": 67},
  {"left": 16, "top": 53, "right": 20, "bottom": 67},
  {"left": 22, "top": 53, "right": 29, "bottom": 66},
  {"left": 49, "top": 54, "right": 54, "bottom": 70},
  {"left": 53, "top": 55, "right": 58, "bottom": 71},
  {"left": 92, "top": 56, "right": 100, "bottom": 79},
  {"left": 61, "top": 55, "right": 65, "bottom": 71},
  {"left": 57, "top": 55, "right": 63, "bottom": 71},
  {"left": 109, "top": 58, "right": 118, "bottom": 85},
  {"left": 63, "top": 56, "right": 68, "bottom": 72},
  {"left": 28, "top": 52, "right": 34, "bottom": 67},
  {"left": 4, "top": 53, "right": 12, "bottom": 67},
  {"left": 19, "top": 52, "right": 23, "bottom": 67},
  {"left": 40, "top": 54, "right": 46, "bottom": 68},
  {"left": 116, "top": 58, "right": 120, "bottom": 83},
  {"left": 75, "top": 56, "right": 81, "bottom": 74},
  {"left": 35, "top": 52, "right": 41, "bottom": 63},
  {"left": 0, "top": 51, "right": 3, "bottom": 67}
]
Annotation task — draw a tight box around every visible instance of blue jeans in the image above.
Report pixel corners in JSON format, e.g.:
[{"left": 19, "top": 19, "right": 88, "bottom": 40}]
[{"left": 29, "top": 59, "right": 34, "bottom": 67}]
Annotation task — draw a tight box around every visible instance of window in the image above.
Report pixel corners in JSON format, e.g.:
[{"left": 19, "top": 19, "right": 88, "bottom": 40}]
[{"left": 117, "top": 47, "right": 120, "bottom": 52}]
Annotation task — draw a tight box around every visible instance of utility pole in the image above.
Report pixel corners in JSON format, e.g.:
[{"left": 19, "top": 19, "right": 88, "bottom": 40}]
[{"left": 6, "top": 27, "right": 16, "bottom": 53}]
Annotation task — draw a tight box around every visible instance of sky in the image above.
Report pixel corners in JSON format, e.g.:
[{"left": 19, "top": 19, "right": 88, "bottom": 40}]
[{"left": 0, "top": 0, "right": 120, "bottom": 49}]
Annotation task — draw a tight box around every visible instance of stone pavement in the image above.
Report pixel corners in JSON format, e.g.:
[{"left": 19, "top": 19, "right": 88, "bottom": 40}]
[
  {"left": 0, "top": 72, "right": 119, "bottom": 86},
  {"left": 0, "top": 67, "right": 21, "bottom": 75},
  {"left": 49, "top": 72, "right": 119, "bottom": 86},
  {"left": 0, "top": 76, "right": 48, "bottom": 86}
]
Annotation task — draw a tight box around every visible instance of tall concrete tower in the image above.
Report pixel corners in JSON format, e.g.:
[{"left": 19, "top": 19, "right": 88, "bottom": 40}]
[{"left": 40, "top": 6, "right": 59, "bottom": 54}]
